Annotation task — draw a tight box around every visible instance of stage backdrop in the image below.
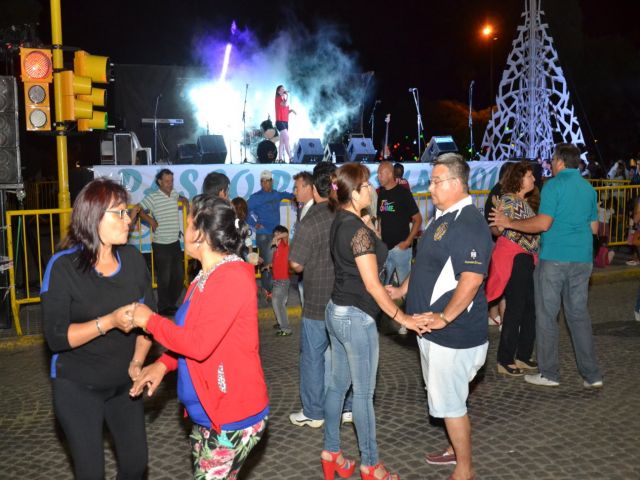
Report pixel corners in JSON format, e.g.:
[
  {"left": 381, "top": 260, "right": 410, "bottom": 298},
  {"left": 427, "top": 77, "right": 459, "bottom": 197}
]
[{"left": 93, "top": 162, "right": 504, "bottom": 251}]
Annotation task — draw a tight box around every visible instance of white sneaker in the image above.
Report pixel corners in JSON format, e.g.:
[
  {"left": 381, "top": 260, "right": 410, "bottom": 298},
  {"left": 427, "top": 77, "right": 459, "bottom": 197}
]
[
  {"left": 634, "top": 310, "right": 640, "bottom": 322},
  {"left": 583, "top": 380, "right": 603, "bottom": 388},
  {"left": 524, "top": 373, "right": 560, "bottom": 387},
  {"left": 341, "top": 411, "right": 353, "bottom": 424},
  {"left": 289, "top": 410, "right": 324, "bottom": 428},
  {"left": 398, "top": 326, "right": 408, "bottom": 335}
]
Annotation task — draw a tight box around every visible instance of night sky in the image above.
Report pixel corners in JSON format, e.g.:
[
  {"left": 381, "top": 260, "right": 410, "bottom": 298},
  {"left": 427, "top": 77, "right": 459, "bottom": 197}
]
[{"left": 11, "top": 0, "right": 640, "bottom": 164}]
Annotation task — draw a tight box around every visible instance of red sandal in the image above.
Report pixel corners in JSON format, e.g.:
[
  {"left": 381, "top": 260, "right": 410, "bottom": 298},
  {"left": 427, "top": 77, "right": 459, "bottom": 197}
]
[
  {"left": 359, "top": 462, "right": 399, "bottom": 480},
  {"left": 321, "top": 450, "right": 356, "bottom": 480}
]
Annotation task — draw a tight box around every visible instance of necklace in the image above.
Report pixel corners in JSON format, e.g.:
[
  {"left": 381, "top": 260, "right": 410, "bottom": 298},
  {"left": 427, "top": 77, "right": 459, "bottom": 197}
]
[{"left": 194, "top": 254, "right": 243, "bottom": 292}]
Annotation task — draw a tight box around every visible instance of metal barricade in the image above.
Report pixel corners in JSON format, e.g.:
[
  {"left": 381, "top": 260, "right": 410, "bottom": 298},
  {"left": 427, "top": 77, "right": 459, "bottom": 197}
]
[
  {"left": 594, "top": 184, "right": 640, "bottom": 246},
  {"left": 413, "top": 190, "right": 491, "bottom": 224}
]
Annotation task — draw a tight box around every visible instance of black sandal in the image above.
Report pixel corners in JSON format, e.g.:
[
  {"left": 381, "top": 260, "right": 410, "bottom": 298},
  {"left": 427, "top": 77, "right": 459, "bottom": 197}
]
[{"left": 497, "top": 363, "right": 525, "bottom": 376}]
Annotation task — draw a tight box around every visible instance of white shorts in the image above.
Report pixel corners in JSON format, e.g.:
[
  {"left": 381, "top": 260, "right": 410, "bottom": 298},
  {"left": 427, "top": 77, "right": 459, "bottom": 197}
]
[{"left": 417, "top": 337, "right": 488, "bottom": 418}]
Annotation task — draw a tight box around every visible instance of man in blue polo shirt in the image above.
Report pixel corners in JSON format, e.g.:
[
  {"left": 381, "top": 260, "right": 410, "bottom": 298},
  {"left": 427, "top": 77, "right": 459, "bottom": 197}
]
[
  {"left": 491, "top": 143, "right": 603, "bottom": 388},
  {"left": 388, "top": 153, "right": 493, "bottom": 480}
]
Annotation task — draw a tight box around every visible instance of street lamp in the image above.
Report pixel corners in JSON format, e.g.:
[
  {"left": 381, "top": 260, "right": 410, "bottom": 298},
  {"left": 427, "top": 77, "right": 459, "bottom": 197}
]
[{"left": 481, "top": 24, "right": 498, "bottom": 112}]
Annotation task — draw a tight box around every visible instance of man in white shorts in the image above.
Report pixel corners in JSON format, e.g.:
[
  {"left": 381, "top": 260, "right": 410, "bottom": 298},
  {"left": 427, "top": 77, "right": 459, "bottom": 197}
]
[{"left": 387, "top": 153, "right": 493, "bottom": 480}]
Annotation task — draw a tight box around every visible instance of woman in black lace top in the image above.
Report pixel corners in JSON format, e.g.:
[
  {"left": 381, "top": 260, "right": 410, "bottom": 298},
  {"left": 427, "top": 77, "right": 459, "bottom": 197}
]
[{"left": 321, "top": 163, "right": 424, "bottom": 480}]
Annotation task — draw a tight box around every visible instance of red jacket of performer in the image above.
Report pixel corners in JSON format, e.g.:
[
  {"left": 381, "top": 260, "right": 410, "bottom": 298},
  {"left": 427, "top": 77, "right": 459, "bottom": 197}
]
[{"left": 275, "top": 92, "right": 291, "bottom": 122}]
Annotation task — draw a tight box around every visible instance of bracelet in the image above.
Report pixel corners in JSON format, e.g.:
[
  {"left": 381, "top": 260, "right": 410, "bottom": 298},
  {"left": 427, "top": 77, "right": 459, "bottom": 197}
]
[
  {"left": 96, "top": 318, "right": 106, "bottom": 336},
  {"left": 392, "top": 308, "right": 399, "bottom": 320},
  {"left": 439, "top": 312, "right": 450, "bottom": 326}
]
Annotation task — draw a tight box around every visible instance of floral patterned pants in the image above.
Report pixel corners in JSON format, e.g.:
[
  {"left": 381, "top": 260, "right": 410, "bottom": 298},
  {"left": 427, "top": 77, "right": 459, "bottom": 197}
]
[{"left": 190, "top": 417, "right": 267, "bottom": 479}]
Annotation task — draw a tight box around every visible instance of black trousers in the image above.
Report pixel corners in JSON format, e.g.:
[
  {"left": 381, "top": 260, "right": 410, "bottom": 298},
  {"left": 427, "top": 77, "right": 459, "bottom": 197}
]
[
  {"left": 52, "top": 377, "right": 148, "bottom": 480},
  {"left": 152, "top": 241, "right": 184, "bottom": 312},
  {"left": 497, "top": 253, "right": 536, "bottom": 365}
]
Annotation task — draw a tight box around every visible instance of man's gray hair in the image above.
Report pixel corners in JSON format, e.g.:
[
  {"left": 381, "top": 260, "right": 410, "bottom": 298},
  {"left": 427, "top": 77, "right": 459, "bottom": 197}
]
[{"left": 433, "top": 153, "right": 470, "bottom": 192}]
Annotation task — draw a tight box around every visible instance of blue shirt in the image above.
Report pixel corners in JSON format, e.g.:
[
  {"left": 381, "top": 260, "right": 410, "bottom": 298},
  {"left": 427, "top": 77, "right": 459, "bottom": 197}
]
[
  {"left": 538, "top": 168, "right": 597, "bottom": 263},
  {"left": 247, "top": 189, "right": 294, "bottom": 234},
  {"left": 406, "top": 199, "right": 493, "bottom": 349}
]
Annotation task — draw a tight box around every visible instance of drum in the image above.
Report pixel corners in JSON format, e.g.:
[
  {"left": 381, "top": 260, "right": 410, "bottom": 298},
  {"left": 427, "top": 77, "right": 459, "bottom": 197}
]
[
  {"left": 256, "top": 139, "right": 278, "bottom": 163},
  {"left": 260, "top": 119, "right": 278, "bottom": 140}
]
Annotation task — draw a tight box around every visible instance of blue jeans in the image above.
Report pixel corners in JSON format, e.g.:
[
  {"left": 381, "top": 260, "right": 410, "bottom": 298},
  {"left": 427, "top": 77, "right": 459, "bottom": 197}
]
[
  {"left": 256, "top": 233, "right": 273, "bottom": 292},
  {"left": 534, "top": 260, "right": 602, "bottom": 383},
  {"left": 324, "top": 301, "right": 379, "bottom": 466},
  {"left": 272, "top": 279, "right": 290, "bottom": 331},
  {"left": 384, "top": 245, "right": 412, "bottom": 285},
  {"left": 299, "top": 317, "right": 353, "bottom": 420}
]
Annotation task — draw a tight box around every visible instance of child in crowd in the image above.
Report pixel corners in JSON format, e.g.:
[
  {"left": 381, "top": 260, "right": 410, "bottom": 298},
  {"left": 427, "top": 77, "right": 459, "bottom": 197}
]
[{"left": 270, "top": 225, "right": 292, "bottom": 336}]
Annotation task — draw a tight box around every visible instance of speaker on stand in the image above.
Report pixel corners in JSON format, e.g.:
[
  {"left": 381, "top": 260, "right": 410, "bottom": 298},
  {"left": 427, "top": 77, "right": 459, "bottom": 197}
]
[
  {"left": 420, "top": 136, "right": 459, "bottom": 163},
  {"left": 197, "top": 135, "right": 227, "bottom": 164}
]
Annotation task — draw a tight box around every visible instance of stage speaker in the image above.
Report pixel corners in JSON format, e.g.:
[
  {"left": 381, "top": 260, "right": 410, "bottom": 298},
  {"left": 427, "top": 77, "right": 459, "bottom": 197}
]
[
  {"left": 0, "top": 76, "right": 21, "bottom": 187},
  {"left": 135, "top": 148, "right": 152, "bottom": 165},
  {"left": 421, "top": 135, "right": 459, "bottom": 163},
  {"left": 347, "top": 138, "right": 376, "bottom": 163},
  {"left": 175, "top": 143, "right": 200, "bottom": 164},
  {"left": 293, "top": 138, "right": 324, "bottom": 164},
  {"left": 114, "top": 133, "right": 133, "bottom": 165},
  {"left": 197, "top": 135, "right": 227, "bottom": 164},
  {"left": 323, "top": 143, "right": 346, "bottom": 163}
]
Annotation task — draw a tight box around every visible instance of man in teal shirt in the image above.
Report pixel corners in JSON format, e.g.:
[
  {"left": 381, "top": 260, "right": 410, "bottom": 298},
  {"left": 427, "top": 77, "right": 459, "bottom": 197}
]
[{"left": 490, "top": 143, "right": 603, "bottom": 388}]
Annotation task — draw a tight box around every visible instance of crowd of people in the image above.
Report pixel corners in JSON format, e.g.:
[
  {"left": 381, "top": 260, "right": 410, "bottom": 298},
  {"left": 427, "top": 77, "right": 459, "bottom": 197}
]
[{"left": 42, "top": 143, "right": 615, "bottom": 480}]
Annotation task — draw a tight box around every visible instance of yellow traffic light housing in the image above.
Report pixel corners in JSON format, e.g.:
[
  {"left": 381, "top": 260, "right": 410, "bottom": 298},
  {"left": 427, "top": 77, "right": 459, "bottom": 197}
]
[
  {"left": 73, "top": 50, "right": 111, "bottom": 131},
  {"left": 20, "top": 48, "right": 53, "bottom": 131}
]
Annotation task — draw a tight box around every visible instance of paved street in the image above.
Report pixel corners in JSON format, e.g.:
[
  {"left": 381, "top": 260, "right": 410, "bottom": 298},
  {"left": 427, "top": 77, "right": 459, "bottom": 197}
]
[{"left": 1, "top": 279, "right": 639, "bottom": 479}]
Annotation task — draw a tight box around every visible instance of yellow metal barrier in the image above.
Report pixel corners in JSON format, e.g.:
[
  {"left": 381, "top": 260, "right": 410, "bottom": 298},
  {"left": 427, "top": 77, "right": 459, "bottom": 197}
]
[
  {"left": 9, "top": 187, "right": 637, "bottom": 335},
  {"left": 25, "top": 181, "right": 59, "bottom": 210},
  {"left": 5, "top": 203, "right": 190, "bottom": 335},
  {"left": 594, "top": 185, "right": 640, "bottom": 246},
  {"left": 589, "top": 179, "right": 631, "bottom": 188},
  {"left": 413, "top": 190, "right": 491, "bottom": 224}
]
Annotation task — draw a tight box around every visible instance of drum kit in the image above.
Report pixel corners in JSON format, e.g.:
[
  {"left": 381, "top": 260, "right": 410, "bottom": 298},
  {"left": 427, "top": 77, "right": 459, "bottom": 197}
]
[{"left": 242, "top": 118, "right": 279, "bottom": 163}]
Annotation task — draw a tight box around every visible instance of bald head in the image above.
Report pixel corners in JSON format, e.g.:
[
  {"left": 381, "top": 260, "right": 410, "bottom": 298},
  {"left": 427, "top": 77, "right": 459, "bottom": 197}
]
[{"left": 377, "top": 161, "right": 395, "bottom": 189}]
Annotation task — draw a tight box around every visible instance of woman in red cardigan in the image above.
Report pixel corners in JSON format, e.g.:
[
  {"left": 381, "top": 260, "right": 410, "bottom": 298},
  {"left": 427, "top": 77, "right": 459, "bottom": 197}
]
[{"left": 128, "top": 196, "right": 268, "bottom": 479}]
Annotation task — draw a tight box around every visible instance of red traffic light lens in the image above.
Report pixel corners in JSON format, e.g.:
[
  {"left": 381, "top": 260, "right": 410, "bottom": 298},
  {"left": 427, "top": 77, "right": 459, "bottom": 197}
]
[{"left": 24, "top": 51, "right": 52, "bottom": 79}]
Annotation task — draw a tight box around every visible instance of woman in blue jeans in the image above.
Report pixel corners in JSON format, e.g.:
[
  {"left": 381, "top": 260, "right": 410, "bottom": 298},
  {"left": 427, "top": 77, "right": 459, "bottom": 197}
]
[{"left": 322, "top": 163, "right": 424, "bottom": 480}]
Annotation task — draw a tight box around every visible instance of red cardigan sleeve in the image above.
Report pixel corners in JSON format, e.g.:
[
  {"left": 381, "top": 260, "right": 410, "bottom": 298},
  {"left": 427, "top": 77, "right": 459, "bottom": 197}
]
[{"left": 146, "top": 264, "right": 246, "bottom": 362}]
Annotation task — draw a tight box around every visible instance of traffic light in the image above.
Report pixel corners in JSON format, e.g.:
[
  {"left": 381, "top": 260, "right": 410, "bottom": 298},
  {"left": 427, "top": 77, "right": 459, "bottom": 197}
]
[
  {"left": 19, "top": 48, "right": 53, "bottom": 131},
  {"left": 57, "top": 50, "right": 111, "bottom": 131}
]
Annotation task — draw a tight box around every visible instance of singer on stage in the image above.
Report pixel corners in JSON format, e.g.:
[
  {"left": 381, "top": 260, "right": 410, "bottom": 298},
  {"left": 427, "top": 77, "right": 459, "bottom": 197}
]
[{"left": 275, "top": 85, "right": 296, "bottom": 162}]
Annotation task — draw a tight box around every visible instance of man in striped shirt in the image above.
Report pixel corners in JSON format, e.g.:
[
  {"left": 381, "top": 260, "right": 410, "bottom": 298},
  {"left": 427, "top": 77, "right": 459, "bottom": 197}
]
[{"left": 136, "top": 169, "right": 188, "bottom": 315}]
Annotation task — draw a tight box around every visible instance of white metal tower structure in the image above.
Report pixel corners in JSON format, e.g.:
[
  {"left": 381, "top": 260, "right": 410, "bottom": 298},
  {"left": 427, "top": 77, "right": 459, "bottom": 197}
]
[{"left": 480, "top": 0, "right": 586, "bottom": 161}]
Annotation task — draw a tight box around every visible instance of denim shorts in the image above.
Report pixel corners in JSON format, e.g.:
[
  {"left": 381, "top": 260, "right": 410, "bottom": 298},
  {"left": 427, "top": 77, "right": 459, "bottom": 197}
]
[{"left": 417, "top": 337, "right": 488, "bottom": 418}]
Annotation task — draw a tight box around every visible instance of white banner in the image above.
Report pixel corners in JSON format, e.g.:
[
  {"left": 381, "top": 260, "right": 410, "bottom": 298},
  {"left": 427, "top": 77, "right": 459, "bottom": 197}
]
[{"left": 92, "top": 162, "right": 504, "bottom": 252}]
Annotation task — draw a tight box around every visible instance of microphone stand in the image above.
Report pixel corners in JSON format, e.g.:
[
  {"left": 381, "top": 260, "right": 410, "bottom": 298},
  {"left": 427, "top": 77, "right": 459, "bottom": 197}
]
[
  {"left": 468, "top": 80, "right": 475, "bottom": 160},
  {"left": 410, "top": 89, "right": 424, "bottom": 159},
  {"left": 241, "top": 83, "right": 248, "bottom": 163},
  {"left": 153, "top": 94, "right": 161, "bottom": 163},
  {"left": 369, "top": 101, "right": 379, "bottom": 145}
]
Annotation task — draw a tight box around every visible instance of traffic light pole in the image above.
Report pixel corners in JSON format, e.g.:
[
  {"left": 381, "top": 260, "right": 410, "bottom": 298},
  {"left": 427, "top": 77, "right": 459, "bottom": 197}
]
[{"left": 50, "top": 0, "right": 71, "bottom": 238}]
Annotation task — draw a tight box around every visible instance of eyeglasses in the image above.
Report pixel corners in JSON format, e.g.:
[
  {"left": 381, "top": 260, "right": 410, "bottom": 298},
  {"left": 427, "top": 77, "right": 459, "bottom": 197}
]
[
  {"left": 429, "top": 177, "right": 456, "bottom": 186},
  {"left": 359, "top": 182, "right": 372, "bottom": 190},
  {"left": 105, "top": 209, "right": 131, "bottom": 219}
]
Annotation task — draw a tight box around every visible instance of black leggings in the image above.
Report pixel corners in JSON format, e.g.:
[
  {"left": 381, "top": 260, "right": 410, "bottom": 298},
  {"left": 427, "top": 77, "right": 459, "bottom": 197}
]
[
  {"left": 52, "top": 377, "right": 148, "bottom": 480},
  {"left": 497, "top": 253, "right": 536, "bottom": 365}
]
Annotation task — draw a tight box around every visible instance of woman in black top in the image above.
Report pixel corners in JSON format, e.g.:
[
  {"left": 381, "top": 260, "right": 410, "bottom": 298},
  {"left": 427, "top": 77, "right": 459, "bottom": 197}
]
[
  {"left": 321, "top": 163, "right": 424, "bottom": 480},
  {"left": 42, "top": 179, "right": 155, "bottom": 479}
]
